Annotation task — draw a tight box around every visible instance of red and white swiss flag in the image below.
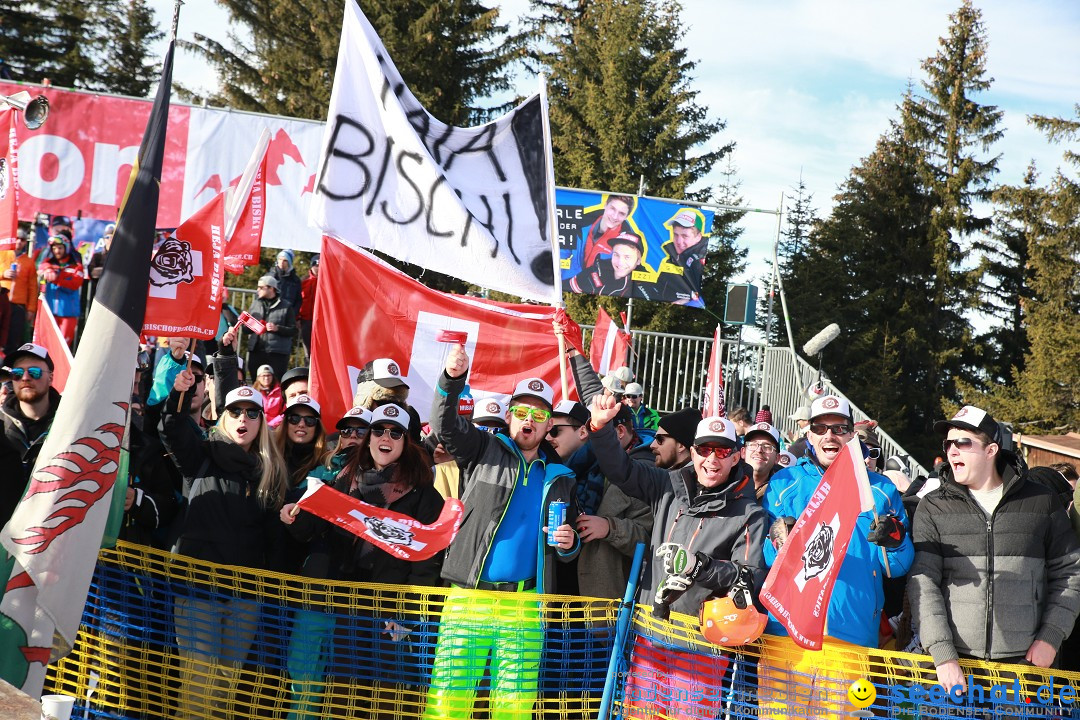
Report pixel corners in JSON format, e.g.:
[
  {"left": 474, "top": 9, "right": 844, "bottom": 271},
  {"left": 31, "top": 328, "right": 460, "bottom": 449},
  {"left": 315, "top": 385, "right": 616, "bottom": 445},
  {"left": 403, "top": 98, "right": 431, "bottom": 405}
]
[
  {"left": 310, "top": 237, "right": 570, "bottom": 428},
  {"left": 143, "top": 191, "right": 226, "bottom": 339},
  {"left": 589, "top": 306, "right": 630, "bottom": 376},
  {"left": 759, "top": 437, "right": 874, "bottom": 650}
]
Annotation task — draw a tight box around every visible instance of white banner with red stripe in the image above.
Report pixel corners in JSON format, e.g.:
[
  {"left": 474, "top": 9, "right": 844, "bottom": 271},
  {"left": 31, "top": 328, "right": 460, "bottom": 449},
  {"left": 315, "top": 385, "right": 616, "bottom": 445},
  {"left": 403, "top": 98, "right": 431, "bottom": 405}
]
[{"left": 589, "top": 306, "right": 630, "bottom": 376}]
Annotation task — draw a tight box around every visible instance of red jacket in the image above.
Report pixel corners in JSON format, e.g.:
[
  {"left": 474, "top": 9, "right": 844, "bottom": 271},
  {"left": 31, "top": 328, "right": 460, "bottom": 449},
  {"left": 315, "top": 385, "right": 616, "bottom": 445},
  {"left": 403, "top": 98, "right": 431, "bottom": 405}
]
[{"left": 299, "top": 272, "right": 318, "bottom": 321}]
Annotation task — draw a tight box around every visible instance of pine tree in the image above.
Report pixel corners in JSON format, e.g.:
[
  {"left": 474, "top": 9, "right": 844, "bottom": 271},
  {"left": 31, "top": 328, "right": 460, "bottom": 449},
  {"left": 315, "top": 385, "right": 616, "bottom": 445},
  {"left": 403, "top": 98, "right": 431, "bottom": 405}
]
[
  {"left": 783, "top": 120, "right": 941, "bottom": 459},
  {"left": 903, "top": 0, "right": 1003, "bottom": 398},
  {"left": 966, "top": 164, "right": 1042, "bottom": 387},
  {"left": 966, "top": 108, "right": 1080, "bottom": 430},
  {"left": 0, "top": 1, "right": 56, "bottom": 82},
  {"left": 38, "top": 0, "right": 107, "bottom": 89},
  {"left": 98, "top": 0, "right": 164, "bottom": 97},
  {"left": 760, "top": 176, "right": 816, "bottom": 347},
  {"left": 181, "top": 0, "right": 513, "bottom": 125},
  {"left": 527, "top": 0, "right": 739, "bottom": 334}
]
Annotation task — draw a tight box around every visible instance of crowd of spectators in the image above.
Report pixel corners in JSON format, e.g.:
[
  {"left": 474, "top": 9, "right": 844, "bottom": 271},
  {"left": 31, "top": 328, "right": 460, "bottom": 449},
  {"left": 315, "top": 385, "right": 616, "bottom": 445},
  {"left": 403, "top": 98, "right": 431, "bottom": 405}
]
[{"left": 2, "top": 223, "right": 1079, "bottom": 718}]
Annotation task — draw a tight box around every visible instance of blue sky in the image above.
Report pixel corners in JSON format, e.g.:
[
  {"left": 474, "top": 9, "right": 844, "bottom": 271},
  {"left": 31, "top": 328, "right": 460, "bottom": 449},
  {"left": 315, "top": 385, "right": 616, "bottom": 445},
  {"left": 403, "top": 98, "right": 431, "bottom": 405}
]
[{"left": 150, "top": 0, "right": 1080, "bottom": 281}]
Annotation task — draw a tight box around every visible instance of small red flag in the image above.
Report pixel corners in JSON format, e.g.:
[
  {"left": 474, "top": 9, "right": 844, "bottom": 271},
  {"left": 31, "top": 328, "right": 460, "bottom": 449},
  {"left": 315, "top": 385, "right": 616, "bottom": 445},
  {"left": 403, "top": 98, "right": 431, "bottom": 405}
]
[
  {"left": 589, "top": 306, "right": 630, "bottom": 375},
  {"left": 297, "top": 480, "right": 463, "bottom": 561},
  {"left": 702, "top": 324, "right": 725, "bottom": 418},
  {"left": 32, "top": 299, "right": 74, "bottom": 393}
]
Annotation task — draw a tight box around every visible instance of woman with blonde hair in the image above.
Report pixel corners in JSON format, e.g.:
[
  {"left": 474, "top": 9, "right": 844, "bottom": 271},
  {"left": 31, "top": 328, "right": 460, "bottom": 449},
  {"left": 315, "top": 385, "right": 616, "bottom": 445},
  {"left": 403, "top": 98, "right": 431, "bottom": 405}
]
[{"left": 163, "top": 371, "right": 288, "bottom": 720}]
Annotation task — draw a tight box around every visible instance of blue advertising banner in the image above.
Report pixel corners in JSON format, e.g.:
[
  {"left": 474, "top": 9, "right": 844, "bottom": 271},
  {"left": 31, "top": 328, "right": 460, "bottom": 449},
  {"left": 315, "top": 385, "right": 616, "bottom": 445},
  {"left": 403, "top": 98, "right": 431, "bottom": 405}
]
[{"left": 556, "top": 188, "right": 714, "bottom": 308}]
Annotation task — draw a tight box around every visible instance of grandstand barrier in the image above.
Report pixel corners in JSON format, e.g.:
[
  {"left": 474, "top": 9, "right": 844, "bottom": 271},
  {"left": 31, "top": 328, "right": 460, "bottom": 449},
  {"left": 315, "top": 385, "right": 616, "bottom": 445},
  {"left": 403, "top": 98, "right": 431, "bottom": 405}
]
[{"left": 46, "top": 546, "right": 1080, "bottom": 719}]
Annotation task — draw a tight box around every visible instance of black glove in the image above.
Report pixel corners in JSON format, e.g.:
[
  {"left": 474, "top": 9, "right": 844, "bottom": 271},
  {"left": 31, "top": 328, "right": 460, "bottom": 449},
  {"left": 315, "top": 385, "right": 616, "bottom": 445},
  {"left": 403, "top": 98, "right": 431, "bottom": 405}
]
[{"left": 867, "top": 514, "right": 905, "bottom": 548}]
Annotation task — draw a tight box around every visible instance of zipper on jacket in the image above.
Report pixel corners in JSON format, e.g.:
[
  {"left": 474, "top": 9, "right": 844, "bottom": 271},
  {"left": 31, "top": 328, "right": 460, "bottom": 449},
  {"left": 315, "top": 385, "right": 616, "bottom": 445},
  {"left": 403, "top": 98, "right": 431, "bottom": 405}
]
[
  {"left": 984, "top": 517, "right": 993, "bottom": 660},
  {"left": 474, "top": 449, "right": 529, "bottom": 586}
]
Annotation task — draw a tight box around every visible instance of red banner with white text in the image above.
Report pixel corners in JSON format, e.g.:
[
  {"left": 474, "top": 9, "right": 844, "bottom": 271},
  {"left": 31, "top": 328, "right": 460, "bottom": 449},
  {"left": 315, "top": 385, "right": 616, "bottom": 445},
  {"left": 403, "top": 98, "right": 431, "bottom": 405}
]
[
  {"left": 309, "top": 237, "right": 571, "bottom": 428},
  {"left": 0, "top": 108, "right": 19, "bottom": 249},
  {"left": 0, "top": 81, "right": 323, "bottom": 251}
]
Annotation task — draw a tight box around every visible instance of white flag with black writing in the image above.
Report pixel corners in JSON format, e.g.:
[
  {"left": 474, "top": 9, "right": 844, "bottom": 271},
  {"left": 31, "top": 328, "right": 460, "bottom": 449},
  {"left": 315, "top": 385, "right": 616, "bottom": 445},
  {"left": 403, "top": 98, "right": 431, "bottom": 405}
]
[{"left": 309, "top": 0, "right": 559, "bottom": 304}]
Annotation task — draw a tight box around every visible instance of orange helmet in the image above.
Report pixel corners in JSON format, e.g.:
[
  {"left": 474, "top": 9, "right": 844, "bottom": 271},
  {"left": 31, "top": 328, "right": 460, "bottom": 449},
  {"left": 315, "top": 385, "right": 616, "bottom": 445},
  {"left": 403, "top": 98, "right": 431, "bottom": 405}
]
[{"left": 699, "top": 577, "right": 767, "bottom": 647}]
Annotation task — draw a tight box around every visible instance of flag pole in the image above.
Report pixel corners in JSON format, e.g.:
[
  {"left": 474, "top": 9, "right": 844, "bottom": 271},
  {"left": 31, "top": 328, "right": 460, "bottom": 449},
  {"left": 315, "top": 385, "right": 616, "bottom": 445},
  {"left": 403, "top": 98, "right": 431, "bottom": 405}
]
[{"left": 539, "top": 73, "right": 569, "bottom": 401}]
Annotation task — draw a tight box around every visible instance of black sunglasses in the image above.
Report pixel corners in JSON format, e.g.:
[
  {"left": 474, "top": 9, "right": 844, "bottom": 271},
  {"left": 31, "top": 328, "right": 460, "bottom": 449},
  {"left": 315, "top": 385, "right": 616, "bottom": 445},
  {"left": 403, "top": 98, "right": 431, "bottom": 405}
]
[
  {"left": 227, "top": 407, "right": 262, "bottom": 421},
  {"left": 810, "top": 422, "right": 853, "bottom": 436},
  {"left": 624, "top": 394, "right": 641, "bottom": 399},
  {"left": 370, "top": 426, "right": 404, "bottom": 440},
  {"left": 10, "top": 367, "right": 44, "bottom": 380},
  {"left": 339, "top": 426, "right": 368, "bottom": 438},
  {"left": 287, "top": 413, "right": 319, "bottom": 427},
  {"left": 547, "top": 424, "right": 580, "bottom": 438}
]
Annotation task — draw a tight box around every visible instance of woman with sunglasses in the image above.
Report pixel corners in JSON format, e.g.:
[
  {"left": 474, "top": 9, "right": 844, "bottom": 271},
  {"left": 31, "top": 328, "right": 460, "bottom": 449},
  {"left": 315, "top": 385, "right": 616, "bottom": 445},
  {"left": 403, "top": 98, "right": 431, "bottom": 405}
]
[
  {"left": 162, "top": 373, "right": 288, "bottom": 720},
  {"left": 279, "top": 403, "right": 443, "bottom": 718},
  {"left": 273, "top": 394, "right": 327, "bottom": 490}
]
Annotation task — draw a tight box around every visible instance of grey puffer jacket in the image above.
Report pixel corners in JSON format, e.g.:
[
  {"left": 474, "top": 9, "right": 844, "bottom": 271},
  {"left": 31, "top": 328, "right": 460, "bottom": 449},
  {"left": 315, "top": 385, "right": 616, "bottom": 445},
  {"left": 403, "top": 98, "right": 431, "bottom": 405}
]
[
  {"left": 246, "top": 295, "right": 297, "bottom": 355},
  {"left": 589, "top": 421, "right": 767, "bottom": 619},
  {"left": 908, "top": 451, "right": 1080, "bottom": 665},
  {"left": 431, "top": 371, "right": 580, "bottom": 594}
]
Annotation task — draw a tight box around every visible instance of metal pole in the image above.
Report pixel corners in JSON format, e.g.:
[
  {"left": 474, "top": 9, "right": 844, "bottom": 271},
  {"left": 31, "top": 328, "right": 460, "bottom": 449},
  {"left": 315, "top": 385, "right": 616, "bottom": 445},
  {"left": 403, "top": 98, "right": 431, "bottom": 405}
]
[
  {"left": 170, "top": 0, "right": 184, "bottom": 40},
  {"left": 773, "top": 191, "right": 802, "bottom": 391},
  {"left": 597, "top": 543, "right": 646, "bottom": 720},
  {"left": 760, "top": 193, "right": 783, "bottom": 406}
]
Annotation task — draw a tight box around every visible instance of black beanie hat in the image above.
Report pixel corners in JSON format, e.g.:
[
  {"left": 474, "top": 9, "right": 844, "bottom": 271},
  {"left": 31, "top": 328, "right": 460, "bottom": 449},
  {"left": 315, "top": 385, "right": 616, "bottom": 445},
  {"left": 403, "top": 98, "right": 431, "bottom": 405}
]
[{"left": 658, "top": 408, "right": 700, "bottom": 448}]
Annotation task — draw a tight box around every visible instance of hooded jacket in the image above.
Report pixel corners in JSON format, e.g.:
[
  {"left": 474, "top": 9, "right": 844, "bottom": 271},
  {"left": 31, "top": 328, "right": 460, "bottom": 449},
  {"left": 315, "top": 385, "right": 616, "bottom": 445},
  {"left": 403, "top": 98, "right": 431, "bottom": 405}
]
[
  {"left": 908, "top": 450, "right": 1080, "bottom": 665},
  {"left": 763, "top": 451, "right": 914, "bottom": 647},
  {"left": 590, "top": 421, "right": 767, "bottom": 618},
  {"left": 431, "top": 371, "right": 580, "bottom": 593},
  {"left": 2, "top": 387, "right": 61, "bottom": 478}
]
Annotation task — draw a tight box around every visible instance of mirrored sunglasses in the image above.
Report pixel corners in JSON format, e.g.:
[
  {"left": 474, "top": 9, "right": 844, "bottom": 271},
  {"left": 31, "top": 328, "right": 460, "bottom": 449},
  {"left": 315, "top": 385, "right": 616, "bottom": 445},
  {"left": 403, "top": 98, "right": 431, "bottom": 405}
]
[
  {"left": 810, "top": 422, "right": 853, "bottom": 436},
  {"left": 694, "top": 445, "right": 736, "bottom": 459},
  {"left": 11, "top": 367, "right": 44, "bottom": 380}
]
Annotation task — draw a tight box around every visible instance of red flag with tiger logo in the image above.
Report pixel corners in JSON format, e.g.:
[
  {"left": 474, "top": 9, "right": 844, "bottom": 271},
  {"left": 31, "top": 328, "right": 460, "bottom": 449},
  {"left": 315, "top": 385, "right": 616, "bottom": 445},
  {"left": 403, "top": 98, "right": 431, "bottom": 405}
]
[{"left": 758, "top": 437, "right": 874, "bottom": 650}]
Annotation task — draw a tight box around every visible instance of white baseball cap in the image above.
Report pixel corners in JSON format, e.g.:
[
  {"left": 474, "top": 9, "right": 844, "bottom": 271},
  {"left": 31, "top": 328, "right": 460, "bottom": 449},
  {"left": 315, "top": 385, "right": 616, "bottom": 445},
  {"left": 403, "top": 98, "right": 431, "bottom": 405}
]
[
  {"left": 370, "top": 403, "right": 409, "bottom": 431},
  {"left": 810, "top": 395, "right": 852, "bottom": 421},
  {"left": 473, "top": 397, "right": 508, "bottom": 425},
  {"left": 285, "top": 393, "right": 321, "bottom": 416},
  {"left": 336, "top": 405, "right": 372, "bottom": 430},
  {"left": 776, "top": 451, "right": 798, "bottom": 468},
  {"left": 744, "top": 422, "right": 780, "bottom": 447},
  {"left": 224, "top": 386, "right": 264, "bottom": 410},
  {"left": 625, "top": 382, "right": 644, "bottom": 396},
  {"left": 509, "top": 378, "right": 554, "bottom": 409},
  {"left": 694, "top": 416, "right": 737, "bottom": 448},
  {"left": 372, "top": 358, "right": 408, "bottom": 388}
]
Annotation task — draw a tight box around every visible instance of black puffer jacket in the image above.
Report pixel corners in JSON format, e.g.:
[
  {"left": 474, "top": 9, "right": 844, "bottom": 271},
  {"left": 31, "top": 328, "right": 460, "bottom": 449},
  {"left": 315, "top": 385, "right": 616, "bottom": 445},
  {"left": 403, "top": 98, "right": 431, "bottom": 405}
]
[
  {"left": 246, "top": 295, "right": 297, "bottom": 355},
  {"left": 161, "top": 388, "right": 273, "bottom": 569},
  {"left": 909, "top": 450, "right": 1080, "bottom": 665}
]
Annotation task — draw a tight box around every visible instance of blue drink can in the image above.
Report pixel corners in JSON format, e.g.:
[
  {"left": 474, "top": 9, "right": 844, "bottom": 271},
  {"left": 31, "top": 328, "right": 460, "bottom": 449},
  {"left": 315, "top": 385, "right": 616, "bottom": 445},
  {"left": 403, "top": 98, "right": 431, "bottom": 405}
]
[
  {"left": 9, "top": 263, "right": 16, "bottom": 275},
  {"left": 547, "top": 499, "right": 567, "bottom": 546}
]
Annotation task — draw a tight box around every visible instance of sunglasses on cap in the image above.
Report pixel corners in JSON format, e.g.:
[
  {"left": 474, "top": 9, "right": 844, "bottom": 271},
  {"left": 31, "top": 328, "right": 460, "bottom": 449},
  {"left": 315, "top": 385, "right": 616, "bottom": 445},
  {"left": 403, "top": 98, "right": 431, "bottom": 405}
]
[
  {"left": 810, "top": 422, "right": 853, "bottom": 436},
  {"left": 509, "top": 405, "right": 551, "bottom": 422},
  {"left": 10, "top": 367, "right": 44, "bottom": 381},
  {"left": 943, "top": 437, "right": 988, "bottom": 453},
  {"left": 694, "top": 444, "right": 736, "bottom": 459},
  {"left": 338, "top": 426, "right": 368, "bottom": 439},
  {"left": 370, "top": 426, "right": 404, "bottom": 440},
  {"left": 226, "top": 407, "right": 262, "bottom": 421},
  {"left": 287, "top": 413, "right": 319, "bottom": 428}
]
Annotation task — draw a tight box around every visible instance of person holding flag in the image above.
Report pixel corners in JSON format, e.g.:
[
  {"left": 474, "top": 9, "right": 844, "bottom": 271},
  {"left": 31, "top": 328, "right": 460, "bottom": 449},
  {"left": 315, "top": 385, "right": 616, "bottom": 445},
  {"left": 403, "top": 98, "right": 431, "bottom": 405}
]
[
  {"left": 587, "top": 390, "right": 766, "bottom": 718},
  {"left": 760, "top": 395, "right": 912, "bottom": 710}
]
